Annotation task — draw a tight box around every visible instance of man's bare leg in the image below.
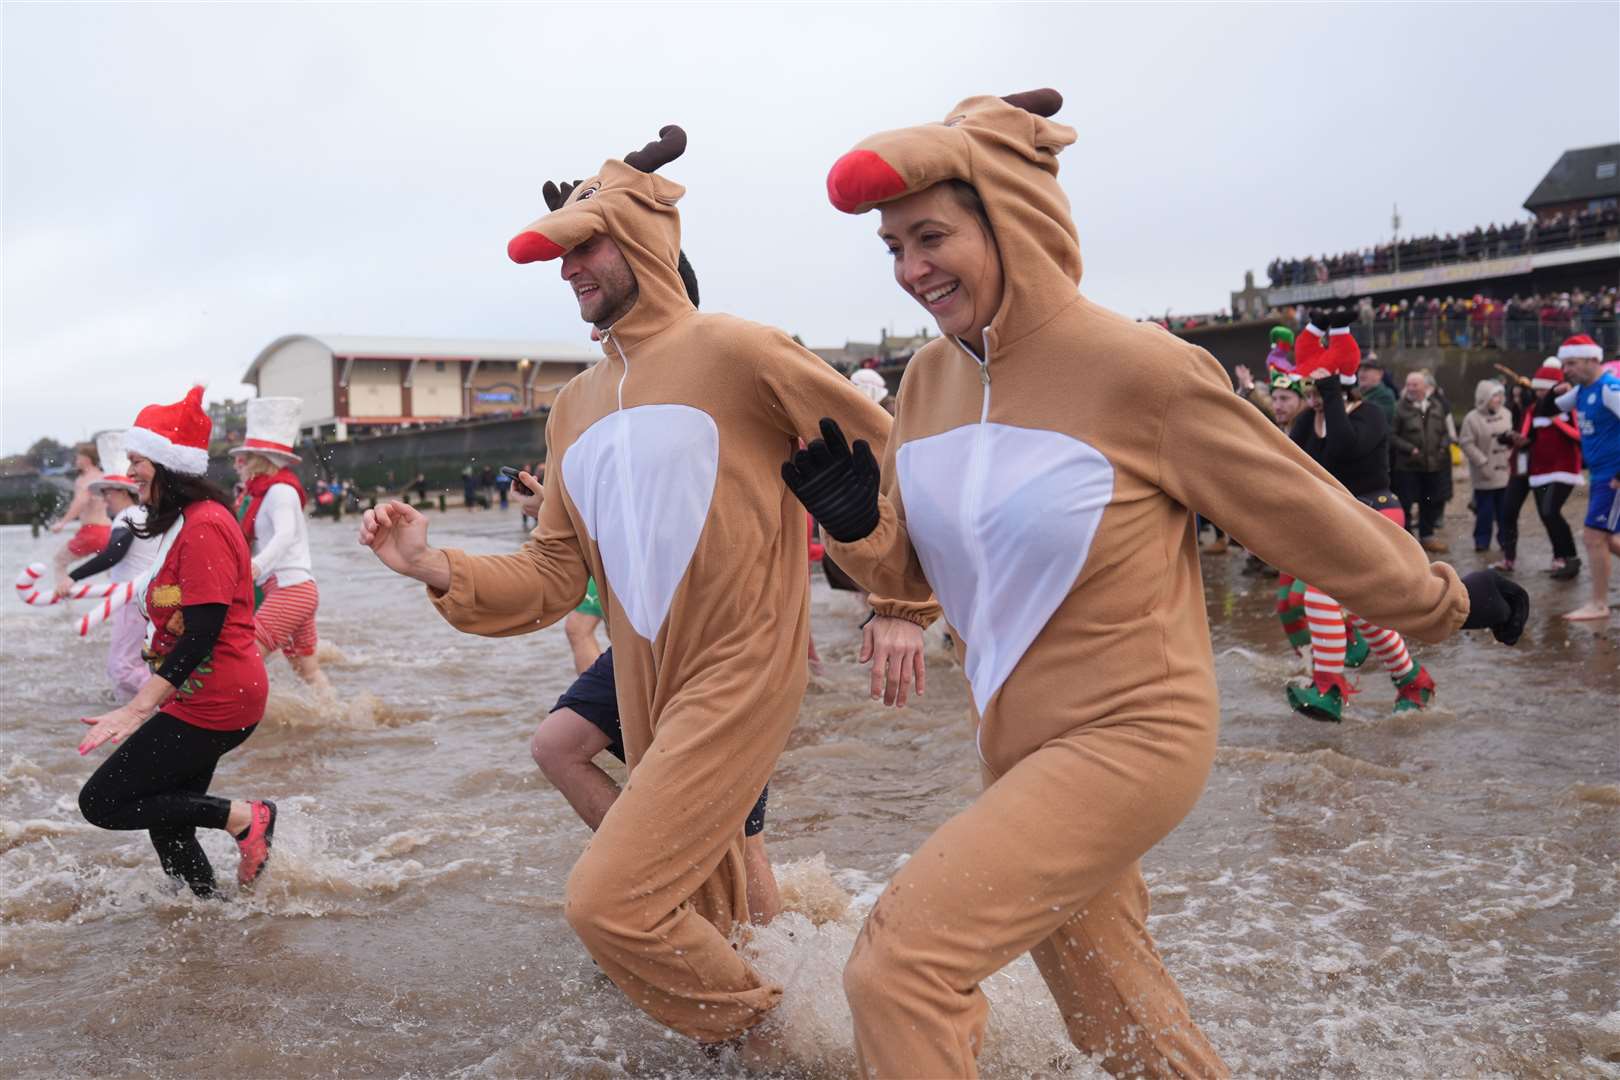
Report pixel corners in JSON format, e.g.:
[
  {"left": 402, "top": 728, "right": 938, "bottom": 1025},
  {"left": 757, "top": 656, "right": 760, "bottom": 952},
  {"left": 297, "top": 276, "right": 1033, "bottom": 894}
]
[
  {"left": 563, "top": 612, "right": 604, "bottom": 675},
  {"left": 530, "top": 708, "right": 619, "bottom": 828},
  {"left": 1563, "top": 526, "right": 1617, "bottom": 620}
]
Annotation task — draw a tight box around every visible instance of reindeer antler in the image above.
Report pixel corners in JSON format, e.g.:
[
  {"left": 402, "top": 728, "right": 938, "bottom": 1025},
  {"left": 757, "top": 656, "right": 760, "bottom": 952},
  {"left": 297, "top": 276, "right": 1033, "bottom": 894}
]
[
  {"left": 624, "top": 125, "right": 687, "bottom": 174},
  {"left": 1000, "top": 89, "right": 1062, "bottom": 117},
  {"left": 542, "top": 180, "right": 581, "bottom": 211}
]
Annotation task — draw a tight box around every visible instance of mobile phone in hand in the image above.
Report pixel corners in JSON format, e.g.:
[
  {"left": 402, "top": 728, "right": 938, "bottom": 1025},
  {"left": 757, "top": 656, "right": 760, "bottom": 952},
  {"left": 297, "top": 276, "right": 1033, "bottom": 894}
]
[{"left": 499, "top": 465, "right": 537, "bottom": 496}]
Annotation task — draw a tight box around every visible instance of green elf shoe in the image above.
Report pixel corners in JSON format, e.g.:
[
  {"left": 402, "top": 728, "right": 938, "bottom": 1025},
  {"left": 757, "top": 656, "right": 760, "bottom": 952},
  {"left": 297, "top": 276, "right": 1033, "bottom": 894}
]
[
  {"left": 1343, "top": 628, "right": 1371, "bottom": 669},
  {"left": 1392, "top": 665, "right": 1436, "bottom": 714}
]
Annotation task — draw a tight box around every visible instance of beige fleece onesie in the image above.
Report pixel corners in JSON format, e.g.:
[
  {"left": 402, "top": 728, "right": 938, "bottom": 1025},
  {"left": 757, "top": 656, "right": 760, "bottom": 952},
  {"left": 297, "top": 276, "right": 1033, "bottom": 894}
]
[
  {"left": 429, "top": 146, "right": 933, "bottom": 1043},
  {"left": 821, "top": 92, "right": 1471, "bottom": 1079}
]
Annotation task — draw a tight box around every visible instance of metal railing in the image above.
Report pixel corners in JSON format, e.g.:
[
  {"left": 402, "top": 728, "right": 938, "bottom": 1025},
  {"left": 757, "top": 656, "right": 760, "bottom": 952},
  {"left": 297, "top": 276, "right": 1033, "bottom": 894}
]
[{"left": 1352, "top": 315, "right": 1617, "bottom": 354}]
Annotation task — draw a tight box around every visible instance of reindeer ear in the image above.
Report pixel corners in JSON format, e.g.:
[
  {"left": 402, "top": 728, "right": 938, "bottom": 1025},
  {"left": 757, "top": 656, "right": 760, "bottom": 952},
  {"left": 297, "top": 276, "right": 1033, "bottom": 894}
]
[
  {"left": 1001, "top": 88, "right": 1062, "bottom": 117},
  {"left": 624, "top": 126, "right": 687, "bottom": 173},
  {"left": 542, "top": 181, "right": 564, "bottom": 212}
]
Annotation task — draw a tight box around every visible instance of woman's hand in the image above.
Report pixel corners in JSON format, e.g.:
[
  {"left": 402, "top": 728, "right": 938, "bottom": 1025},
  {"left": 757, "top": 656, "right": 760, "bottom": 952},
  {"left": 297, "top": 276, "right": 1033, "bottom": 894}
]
[
  {"left": 515, "top": 472, "right": 544, "bottom": 519},
  {"left": 53, "top": 579, "right": 73, "bottom": 600},
  {"left": 1233, "top": 364, "right": 1255, "bottom": 392},
  {"left": 358, "top": 501, "right": 450, "bottom": 590},
  {"left": 77, "top": 705, "right": 148, "bottom": 755},
  {"left": 861, "top": 615, "right": 927, "bottom": 707}
]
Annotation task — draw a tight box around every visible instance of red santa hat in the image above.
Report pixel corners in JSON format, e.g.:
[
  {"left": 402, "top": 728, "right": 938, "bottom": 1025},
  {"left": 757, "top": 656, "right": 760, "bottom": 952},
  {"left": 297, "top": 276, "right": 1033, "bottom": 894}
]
[
  {"left": 1558, "top": 334, "right": 1602, "bottom": 362},
  {"left": 1530, "top": 357, "right": 1563, "bottom": 391},
  {"left": 123, "top": 386, "right": 212, "bottom": 477}
]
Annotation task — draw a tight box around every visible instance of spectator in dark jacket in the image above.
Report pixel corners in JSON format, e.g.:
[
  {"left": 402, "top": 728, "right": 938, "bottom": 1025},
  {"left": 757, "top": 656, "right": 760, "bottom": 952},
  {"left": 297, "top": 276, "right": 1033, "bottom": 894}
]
[
  {"left": 1392, "top": 371, "right": 1452, "bottom": 551},
  {"left": 1357, "top": 354, "right": 1397, "bottom": 427}
]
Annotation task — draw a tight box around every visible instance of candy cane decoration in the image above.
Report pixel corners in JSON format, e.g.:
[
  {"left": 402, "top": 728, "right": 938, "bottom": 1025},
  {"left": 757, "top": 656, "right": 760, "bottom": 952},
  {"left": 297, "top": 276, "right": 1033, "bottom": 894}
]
[
  {"left": 15, "top": 562, "right": 127, "bottom": 607},
  {"left": 75, "top": 583, "right": 136, "bottom": 637}
]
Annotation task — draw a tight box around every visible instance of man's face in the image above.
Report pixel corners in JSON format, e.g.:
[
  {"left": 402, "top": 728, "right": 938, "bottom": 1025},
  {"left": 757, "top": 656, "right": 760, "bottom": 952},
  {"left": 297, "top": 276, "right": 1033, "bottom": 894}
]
[
  {"left": 559, "top": 234, "right": 639, "bottom": 328},
  {"left": 1404, "top": 374, "right": 1427, "bottom": 402},
  {"left": 1358, "top": 367, "right": 1382, "bottom": 393},
  {"left": 1564, "top": 354, "right": 1601, "bottom": 386},
  {"left": 1271, "top": 388, "right": 1302, "bottom": 426}
]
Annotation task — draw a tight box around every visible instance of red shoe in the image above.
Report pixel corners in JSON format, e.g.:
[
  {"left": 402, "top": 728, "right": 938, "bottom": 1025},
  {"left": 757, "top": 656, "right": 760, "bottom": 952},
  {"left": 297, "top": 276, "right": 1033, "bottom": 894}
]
[{"left": 236, "top": 800, "right": 277, "bottom": 886}]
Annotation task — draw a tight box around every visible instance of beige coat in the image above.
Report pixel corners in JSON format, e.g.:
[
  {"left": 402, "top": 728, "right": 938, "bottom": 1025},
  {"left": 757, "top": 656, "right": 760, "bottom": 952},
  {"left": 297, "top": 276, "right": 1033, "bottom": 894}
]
[{"left": 1458, "top": 404, "right": 1513, "bottom": 490}]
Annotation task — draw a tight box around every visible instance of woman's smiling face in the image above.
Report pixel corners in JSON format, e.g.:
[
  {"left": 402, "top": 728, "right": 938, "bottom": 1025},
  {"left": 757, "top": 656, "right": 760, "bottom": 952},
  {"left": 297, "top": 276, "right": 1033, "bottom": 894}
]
[{"left": 878, "top": 183, "right": 1004, "bottom": 345}]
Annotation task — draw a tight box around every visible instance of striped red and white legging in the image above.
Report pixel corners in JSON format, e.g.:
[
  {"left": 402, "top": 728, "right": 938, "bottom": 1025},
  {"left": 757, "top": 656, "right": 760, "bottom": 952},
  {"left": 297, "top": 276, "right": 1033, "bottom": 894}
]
[
  {"left": 255, "top": 578, "right": 319, "bottom": 658},
  {"left": 1303, "top": 585, "right": 1413, "bottom": 694}
]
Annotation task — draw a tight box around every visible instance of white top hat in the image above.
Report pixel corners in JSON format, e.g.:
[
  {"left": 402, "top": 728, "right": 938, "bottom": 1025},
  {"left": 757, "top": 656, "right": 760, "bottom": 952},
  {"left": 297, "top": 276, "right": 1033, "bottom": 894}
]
[
  {"left": 850, "top": 367, "right": 888, "bottom": 404},
  {"left": 230, "top": 397, "right": 304, "bottom": 464},
  {"left": 87, "top": 429, "right": 139, "bottom": 496}
]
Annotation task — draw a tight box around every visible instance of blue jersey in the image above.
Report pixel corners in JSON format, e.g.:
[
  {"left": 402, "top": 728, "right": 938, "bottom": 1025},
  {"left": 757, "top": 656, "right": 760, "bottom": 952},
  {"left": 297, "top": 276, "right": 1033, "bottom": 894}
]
[{"left": 1573, "top": 373, "right": 1620, "bottom": 477}]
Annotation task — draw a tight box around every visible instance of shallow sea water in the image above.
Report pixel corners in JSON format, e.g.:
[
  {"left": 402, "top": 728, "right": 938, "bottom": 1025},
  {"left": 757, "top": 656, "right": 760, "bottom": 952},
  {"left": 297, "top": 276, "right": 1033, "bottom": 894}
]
[{"left": 2, "top": 492, "right": 1616, "bottom": 1078}]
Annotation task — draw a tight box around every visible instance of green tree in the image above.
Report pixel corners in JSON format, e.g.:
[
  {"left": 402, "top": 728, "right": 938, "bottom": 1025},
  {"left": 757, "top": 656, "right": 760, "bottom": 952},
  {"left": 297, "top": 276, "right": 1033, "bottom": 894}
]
[{"left": 26, "top": 437, "right": 69, "bottom": 470}]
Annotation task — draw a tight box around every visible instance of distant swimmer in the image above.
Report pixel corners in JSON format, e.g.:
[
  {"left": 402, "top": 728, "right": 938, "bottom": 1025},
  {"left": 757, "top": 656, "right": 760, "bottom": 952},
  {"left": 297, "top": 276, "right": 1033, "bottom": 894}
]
[
  {"left": 76, "top": 387, "right": 278, "bottom": 898},
  {"left": 56, "top": 430, "right": 164, "bottom": 700},
  {"left": 230, "top": 397, "right": 331, "bottom": 692},
  {"left": 361, "top": 125, "right": 933, "bottom": 1050},
  {"left": 796, "top": 89, "right": 1528, "bottom": 1078},
  {"left": 49, "top": 441, "right": 112, "bottom": 593}
]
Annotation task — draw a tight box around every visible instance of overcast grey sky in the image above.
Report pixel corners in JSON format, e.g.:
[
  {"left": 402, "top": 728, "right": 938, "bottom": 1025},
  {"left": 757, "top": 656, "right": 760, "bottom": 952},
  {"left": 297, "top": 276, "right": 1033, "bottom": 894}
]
[{"left": 4, "top": 2, "right": 1616, "bottom": 453}]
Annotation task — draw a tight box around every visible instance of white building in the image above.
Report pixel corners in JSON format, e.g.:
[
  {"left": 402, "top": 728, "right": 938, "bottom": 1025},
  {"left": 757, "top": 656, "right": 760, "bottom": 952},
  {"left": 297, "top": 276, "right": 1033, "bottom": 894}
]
[{"left": 241, "top": 334, "right": 599, "bottom": 440}]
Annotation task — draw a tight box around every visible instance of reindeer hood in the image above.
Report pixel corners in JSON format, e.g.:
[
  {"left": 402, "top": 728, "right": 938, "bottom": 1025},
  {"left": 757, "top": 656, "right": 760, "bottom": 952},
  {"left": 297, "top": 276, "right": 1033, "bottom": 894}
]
[
  {"left": 507, "top": 126, "right": 695, "bottom": 349},
  {"left": 826, "top": 90, "right": 1081, "bottom": 351}
]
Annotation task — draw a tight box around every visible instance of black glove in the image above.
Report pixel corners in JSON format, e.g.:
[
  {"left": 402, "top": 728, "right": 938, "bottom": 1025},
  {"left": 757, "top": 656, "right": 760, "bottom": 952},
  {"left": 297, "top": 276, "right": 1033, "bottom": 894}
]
[
  {"left": 1307, "top": 308, "right": 1331, "bottom": 331},
  {"left": 1459, "top": 570, "right": 1530, "bottom": 645},
  {"left": 1328, "top": 306, "right": 1357, "bottom": 330},
  {"left": 781, "top": 418, "right": 880, "bottom": 544}
]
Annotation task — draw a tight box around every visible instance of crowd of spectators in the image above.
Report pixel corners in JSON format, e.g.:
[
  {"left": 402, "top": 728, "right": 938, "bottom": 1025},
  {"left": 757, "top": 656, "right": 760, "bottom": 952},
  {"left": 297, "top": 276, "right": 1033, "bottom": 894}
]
[
  {"left": 1356, "top": 285, "right": 1617, "bottom": 353},
  {"left": 1268, "top": 206, "right": 1620, "bottom": 287}
]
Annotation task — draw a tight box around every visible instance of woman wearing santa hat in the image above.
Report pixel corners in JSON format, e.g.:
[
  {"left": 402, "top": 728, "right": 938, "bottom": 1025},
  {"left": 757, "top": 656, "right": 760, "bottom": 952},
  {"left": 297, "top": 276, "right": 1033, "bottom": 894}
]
[
  {"left": 230, "top": 397, "right": 329, "bottom": 692},
  {"left": 55, "top": 430, "right": 165, "bottom": 699},
  {"left": 77, "top": 387, "right": 277, "bottom": 898}
]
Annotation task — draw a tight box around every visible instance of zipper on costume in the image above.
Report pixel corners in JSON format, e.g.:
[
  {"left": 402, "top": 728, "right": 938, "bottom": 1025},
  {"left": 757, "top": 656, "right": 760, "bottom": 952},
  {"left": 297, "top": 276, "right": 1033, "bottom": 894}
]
[{"left": 602, "top": 330, "right": 652, "bottom": 614}]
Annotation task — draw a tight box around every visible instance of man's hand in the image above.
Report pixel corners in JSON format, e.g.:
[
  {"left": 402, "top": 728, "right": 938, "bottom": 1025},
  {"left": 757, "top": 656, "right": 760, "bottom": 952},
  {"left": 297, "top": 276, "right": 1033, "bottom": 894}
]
[
  {"left": 50, "top": 521, "right": 64, "bottom": 534},
  {"left": 861, "top": 615, "right": 926, "bottom": 707},
  {"left": 358, "top": 501, "right": 450, "bottom": 590},
  {"left": 515, "top": 471, "right": 544, "bottom": 519},
  {"left": 1234, "top": 364, "right": 1254, "bottom": 392}
]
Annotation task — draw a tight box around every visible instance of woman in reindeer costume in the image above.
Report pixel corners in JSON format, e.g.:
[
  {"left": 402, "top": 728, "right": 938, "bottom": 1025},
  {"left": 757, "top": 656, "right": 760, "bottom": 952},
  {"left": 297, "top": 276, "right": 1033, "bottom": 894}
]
[
  {"left": 786, "top": 89, "right": 1527, "bottom": 1077},
  {"left": 360, "top": 127, "right": 933, "bottom": 1046},
  {"left": 230, "top": 397, "right": 329, "bottom": 691}
]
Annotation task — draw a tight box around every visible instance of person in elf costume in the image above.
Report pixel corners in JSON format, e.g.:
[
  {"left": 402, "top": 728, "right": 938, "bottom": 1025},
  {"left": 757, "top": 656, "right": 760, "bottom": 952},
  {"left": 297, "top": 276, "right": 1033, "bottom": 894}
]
[
  {"left": 1282, "top": 312, "right": 1451, "bottom": 720},
  {"left": 788, "top": 89, "right": 1528, "bottom": 1078},
  {"left": 360, "top": 125, "right": 935, "bottom": 1048},
  {"left": 231, "top": 397, "right": 329, "bottom": 692}
]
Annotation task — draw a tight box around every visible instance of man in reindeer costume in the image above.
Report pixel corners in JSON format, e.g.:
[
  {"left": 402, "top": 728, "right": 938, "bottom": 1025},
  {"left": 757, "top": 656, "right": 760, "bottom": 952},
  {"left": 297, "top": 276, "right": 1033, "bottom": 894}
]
[
  {"left": 785, "top": 89, "right": 1528, "bottom": 1077},
  {"left": 360, "top": 126, "right": 933, "bottom": 1046}
]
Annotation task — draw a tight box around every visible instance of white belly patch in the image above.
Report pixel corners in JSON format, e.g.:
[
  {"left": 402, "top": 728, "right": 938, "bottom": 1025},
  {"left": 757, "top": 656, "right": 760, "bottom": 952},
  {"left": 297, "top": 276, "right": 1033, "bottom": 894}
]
[
  {"left": 898, "top": 423, "right": 1114, "bottom": 715},
  {"left": 562, "top": 404, "right": 719, "bottom": 640}
]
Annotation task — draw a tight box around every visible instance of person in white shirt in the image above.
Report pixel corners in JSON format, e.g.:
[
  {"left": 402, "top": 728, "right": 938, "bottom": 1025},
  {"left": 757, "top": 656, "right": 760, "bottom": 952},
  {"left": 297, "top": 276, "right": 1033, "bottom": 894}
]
[{"left": 230, "top": 398, "right": 330, "bottom": 692}]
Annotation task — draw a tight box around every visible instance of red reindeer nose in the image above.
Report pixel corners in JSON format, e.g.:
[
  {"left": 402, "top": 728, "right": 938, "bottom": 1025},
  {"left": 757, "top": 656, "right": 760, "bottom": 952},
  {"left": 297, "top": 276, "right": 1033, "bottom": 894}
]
[
  {"left": 508, "top": 231, "right": 566, "bottom": 264},
  {"left": 826, "top": 150, "right": 907, "bottom": 213}
]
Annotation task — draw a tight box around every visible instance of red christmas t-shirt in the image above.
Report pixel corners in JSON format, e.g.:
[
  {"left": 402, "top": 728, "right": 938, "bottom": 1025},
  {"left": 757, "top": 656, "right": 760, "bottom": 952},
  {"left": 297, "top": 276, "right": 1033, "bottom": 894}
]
[{"left": 144, "top": 500, "right": 268, "bottom": 731}]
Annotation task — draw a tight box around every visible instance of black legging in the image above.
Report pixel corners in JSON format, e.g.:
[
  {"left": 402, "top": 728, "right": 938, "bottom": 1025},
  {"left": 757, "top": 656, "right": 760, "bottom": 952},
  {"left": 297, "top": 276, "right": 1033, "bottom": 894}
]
[
  {"left": 1499, "top": 474, "right": 1531, "bottom": 561},
  {"left": 79, "top": 712, "right": 255, "bottom": 897},
  {"left": 1534, "top": 481, "right": 1579, "bottom": 560}
]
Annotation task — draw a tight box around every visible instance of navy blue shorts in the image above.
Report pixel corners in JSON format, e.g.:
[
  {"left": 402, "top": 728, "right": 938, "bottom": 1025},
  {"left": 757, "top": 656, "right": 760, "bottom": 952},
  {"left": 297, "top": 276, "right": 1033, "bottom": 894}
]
[
  {"left": 550, "top": 648, "right": 769, "bottom": 836},
  {"left": 1586, "top": 474, "right": 1619, "bottom": 533}
]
